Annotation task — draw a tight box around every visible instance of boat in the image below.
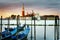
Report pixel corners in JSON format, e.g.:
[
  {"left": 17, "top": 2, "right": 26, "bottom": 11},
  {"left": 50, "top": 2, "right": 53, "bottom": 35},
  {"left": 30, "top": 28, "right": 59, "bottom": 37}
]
[
  {"left": 5, "top": 24, "right": 26, "bottom": 31},
  {"left": 11, "top": 25, "right": 30, "bottom": 40},
  {"left": 2, "top": 28, "right": 17, "bottom": 40},
  {"left": 1, "top": 24, "right": 26, "bottom": 40}
]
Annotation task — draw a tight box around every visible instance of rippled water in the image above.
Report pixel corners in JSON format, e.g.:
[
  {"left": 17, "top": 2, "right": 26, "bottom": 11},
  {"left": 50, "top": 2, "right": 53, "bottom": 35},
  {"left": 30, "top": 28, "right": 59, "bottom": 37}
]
[{"left": 0, "top": 20, "right": 60, "bottom": 40}]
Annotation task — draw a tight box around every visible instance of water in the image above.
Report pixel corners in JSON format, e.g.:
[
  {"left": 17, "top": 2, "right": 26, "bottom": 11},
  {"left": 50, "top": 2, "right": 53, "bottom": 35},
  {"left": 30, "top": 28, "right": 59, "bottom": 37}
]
[
  {"left": 0, "top": 20, "right": 60, "bottom": 40},
  {"left": 0, "top": 20, "right": 55, "bottom": 25},
  {"left": 27, "top": 26, "right": 54, "bottom": 40}
]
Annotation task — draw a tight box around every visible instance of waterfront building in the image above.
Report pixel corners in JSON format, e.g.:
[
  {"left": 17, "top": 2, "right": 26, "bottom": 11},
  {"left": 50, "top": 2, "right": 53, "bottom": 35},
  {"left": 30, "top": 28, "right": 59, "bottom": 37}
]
[{"left": 40, "top": 15, "right": 59, "bottom": 20}]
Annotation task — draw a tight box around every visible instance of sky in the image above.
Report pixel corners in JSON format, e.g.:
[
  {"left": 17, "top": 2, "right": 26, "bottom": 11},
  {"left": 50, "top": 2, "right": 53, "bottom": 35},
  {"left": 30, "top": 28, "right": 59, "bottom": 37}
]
[{"left": 0, "top": 0, "right": 60, "bottom": 18}]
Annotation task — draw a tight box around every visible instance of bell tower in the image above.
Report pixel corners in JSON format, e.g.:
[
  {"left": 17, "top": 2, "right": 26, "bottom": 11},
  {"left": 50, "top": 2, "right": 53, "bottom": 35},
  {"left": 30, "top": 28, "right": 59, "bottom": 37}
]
[{"left": 22, "top": 3, "right": 25, "bottom": 16}]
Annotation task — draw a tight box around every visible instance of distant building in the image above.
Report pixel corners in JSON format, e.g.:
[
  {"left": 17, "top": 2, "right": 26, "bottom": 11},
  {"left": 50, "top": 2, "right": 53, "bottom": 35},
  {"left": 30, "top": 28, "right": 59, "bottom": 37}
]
[
  {"left": 40, "top": 15, "right": 59, "bottom": 20},
  {"left": 19, "top": 4, "right": 35, "bottom": 20},
  {"left": 10, "top": 15, "right": 16, "bottom": 19},
  {"left": 22, "top": 3, "right": 25, "bottom": 17},
  {"left": 20, "top": 9, "right": 36, "bottom": 20},
  {"left": 4, "top": 4, "right": 36, "bottom": 20}
]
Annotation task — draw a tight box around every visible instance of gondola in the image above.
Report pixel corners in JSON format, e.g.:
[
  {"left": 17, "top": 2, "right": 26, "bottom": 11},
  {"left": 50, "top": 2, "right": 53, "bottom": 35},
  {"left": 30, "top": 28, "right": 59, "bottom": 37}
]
[
  {"left": 5, "top": 24, "right": 26, "bottom": 31},
  {"left": 11, "top": 25, "right": 30, "bottom": 40},
  {"left": 2, "top": 28, "right": 17, "bottom": 40},
  {"left": 1, "top": 24, "right": 26, "bottom": 40}
]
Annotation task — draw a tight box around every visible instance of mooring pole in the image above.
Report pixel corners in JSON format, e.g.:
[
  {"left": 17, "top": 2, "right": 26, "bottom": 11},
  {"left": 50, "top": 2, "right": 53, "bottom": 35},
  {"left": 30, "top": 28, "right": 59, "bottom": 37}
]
[
  {"left": 0, "top": 16, "right": 2, "bottom": 40},
  {"left": 31, "top": 16, "right": 33, "bottom": 40},
  {"left": 25, "top": 16, "right": 26, "bottom": 28},
  {"left": 19, "top": 16, "right": 20, "bottom": 26},
  {"left": 54, "top": 16, "right": 56, "bottom": 40},
  {"left": 1, "top": 16, "right": 2, "bottom": 33},
  {"left": 34, "top": 17, "right": 36, "bottom": 40},
  {"left": 8, "top": 18, "right": 10, "bottom": 32},
  {"left": 54, "top": 16, "right": 57, "bottom": 40},
  {"left": 17, "top": 16, "right": 19, "bottom": 40},
  {"left": 17, "top": 15, "right": 20, "bottom": 27},
  {"left": 44, "top": 17, "right": 46, "bottom": 40},
  {"left": 57, "top": 16, "right": 59, "bottom": 40}
]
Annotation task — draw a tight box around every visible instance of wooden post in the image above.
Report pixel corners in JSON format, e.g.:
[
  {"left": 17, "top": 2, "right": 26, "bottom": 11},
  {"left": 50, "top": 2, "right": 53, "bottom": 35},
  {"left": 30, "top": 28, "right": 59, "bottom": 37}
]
[
  {"left": 17, "top": 15, "right": 20, "bottom": 26},
  {"left": 0, "top": 16, "right": 2, "bottom": 40},
  {"left": 25, "top": 16, "right": 26, "bottom": 28},
  {"left": 31, "top": 16, "right": 33, "bottom": 40},
  {"left": 8, "top": 18, "right": 10, "bottom": 32},
  {"left": 44, "top": 17, "right": 46, "bottom": 40},
  {"left": 1, "top": 16, "right": 2, "bottom": 35},
  {"left": 54, "top": 16, "right": 56, "bottom": 40},
  {"left": 34, "top": 17, "right": 36, "bottom": 40},
  {"left": 54, "top": 16, "right": 57, "bottom": 40},
  {"left": 57, "top": 16, "right": 59, "bottom": 40},
  {"left": 17, "top": 16, "right": 19, "bottom": 40},
  {"left": 19, "top": 16, "right": 20, "bottom": 25}
]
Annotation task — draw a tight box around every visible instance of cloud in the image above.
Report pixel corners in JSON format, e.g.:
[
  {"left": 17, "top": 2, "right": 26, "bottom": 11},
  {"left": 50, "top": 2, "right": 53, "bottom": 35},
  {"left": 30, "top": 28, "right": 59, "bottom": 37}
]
[
  {"left": 0, "top": 0, "right": 60, "bottom": 17},
  {"left": 0, "top": 0, "right": 60, "bottom": 9}
]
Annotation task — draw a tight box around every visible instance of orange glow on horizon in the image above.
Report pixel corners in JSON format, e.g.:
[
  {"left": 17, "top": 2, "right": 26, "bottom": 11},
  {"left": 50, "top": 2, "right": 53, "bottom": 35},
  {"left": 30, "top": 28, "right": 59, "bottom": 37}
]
[{"left": 0, "top": 7, "right": 60, "bottom": 18}]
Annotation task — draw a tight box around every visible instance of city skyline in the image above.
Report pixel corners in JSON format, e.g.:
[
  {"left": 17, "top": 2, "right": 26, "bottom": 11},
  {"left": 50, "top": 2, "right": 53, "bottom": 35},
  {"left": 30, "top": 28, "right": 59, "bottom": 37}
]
[{"left": 0, "top": 0, "right": 60, "bottom": 18}]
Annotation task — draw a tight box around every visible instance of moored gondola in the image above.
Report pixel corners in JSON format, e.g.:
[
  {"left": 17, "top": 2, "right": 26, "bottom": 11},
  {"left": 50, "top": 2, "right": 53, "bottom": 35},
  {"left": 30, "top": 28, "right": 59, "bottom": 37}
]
[
  {"left": 11, "top": 25, "right": 30, "bottom": 40},
  {"left": 1, "top": 24, "right": 26, "bottom": 40}
]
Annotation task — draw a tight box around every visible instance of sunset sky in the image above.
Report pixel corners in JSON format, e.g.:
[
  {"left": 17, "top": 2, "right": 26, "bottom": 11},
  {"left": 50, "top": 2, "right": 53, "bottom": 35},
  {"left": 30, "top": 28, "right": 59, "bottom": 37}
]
[{"left": 0, "top": 0, "right": 60, "bottom": 18}]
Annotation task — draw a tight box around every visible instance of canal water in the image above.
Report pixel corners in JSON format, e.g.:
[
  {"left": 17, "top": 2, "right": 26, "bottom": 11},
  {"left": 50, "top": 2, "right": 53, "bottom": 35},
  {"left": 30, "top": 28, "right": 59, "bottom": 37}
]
[
  {"left": 0, "top": 20, "right": 60, "bottom": 40},
  {"left": 28, "top": 26, "right": 54, "bottom": 40}
]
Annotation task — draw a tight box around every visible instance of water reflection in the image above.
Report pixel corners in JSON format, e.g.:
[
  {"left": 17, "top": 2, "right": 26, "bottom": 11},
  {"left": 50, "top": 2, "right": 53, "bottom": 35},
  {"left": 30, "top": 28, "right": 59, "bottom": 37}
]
[
  {"left": 0, "top": 20, "right": 60, "bottom": 40},
  {"left": 28, "top": 26, "right": 54, "bottom": 40}
]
